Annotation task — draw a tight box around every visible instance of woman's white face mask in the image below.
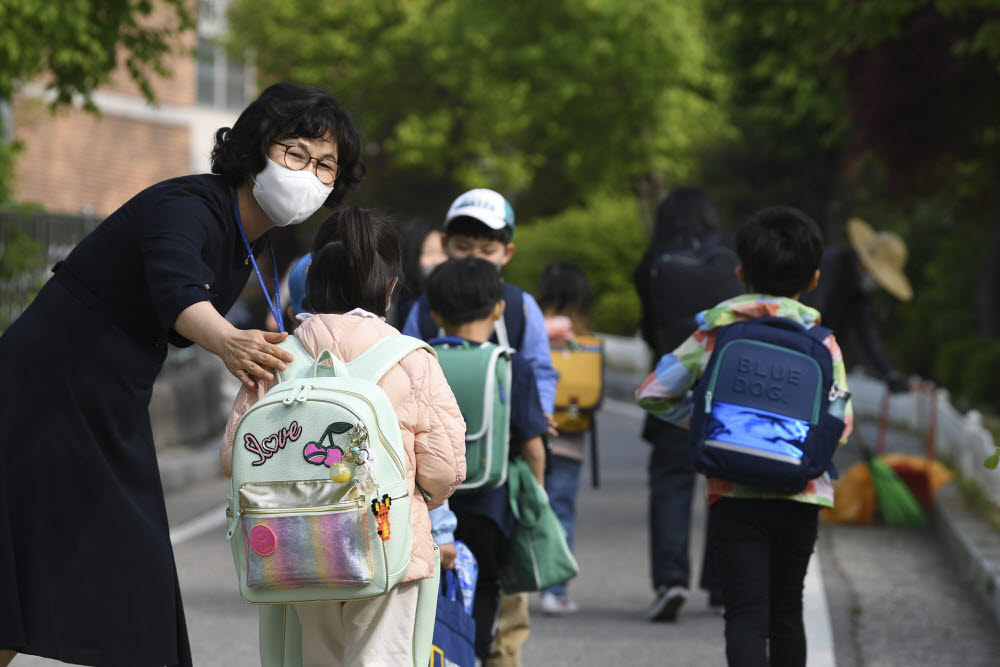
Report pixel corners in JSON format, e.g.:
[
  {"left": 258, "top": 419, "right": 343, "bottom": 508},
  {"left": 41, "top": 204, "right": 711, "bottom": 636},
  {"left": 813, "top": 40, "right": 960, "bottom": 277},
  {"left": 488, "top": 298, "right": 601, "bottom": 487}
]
[{"left": 253, "top": 157, "right": 333, "bottom": 227}]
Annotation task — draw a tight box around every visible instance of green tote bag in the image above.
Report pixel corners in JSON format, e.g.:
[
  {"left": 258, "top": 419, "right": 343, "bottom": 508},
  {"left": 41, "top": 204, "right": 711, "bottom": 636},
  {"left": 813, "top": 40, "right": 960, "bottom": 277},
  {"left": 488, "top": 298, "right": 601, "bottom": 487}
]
[{"left": 499, "top": 458, "right": 579, "bottom": 594}]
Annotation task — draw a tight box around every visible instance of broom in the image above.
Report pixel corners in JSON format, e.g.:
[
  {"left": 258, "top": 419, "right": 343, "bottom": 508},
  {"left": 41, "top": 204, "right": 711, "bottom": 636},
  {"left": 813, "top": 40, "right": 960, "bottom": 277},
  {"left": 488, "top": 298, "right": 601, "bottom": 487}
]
[{"left": 854, "top": 423, "right": 927, "bottom": 528}]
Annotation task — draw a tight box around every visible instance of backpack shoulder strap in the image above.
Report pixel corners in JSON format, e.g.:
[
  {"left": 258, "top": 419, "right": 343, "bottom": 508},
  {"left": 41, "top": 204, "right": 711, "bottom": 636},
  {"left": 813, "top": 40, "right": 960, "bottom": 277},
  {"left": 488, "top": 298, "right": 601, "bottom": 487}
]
[
  {"left": 275, "top": 335, "right": 315, "bottom": 383},
  {"left": 415, "top": 295, "right": 439, "bottom": 341},
  {"left": 347, "top": 334, "right": 437, "bottom": 383},
  {"left": 805, "top": 324, "right": 833, "bottom": 344},
  {"left": 499, "top": 282, "right": 526, "bottom": 350}
]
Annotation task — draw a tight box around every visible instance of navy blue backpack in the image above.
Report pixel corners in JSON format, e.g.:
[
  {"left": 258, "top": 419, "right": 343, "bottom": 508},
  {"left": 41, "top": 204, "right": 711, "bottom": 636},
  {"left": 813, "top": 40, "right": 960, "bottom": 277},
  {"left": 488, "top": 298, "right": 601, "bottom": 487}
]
[{"left": 689, "top": 317, "right": 848, "bottom": 494}]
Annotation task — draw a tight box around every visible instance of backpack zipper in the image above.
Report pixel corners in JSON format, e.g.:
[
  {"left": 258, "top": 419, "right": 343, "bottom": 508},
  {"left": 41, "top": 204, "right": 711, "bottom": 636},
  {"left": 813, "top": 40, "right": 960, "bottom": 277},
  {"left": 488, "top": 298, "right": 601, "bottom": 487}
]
[{"left": 240, "top": 498, "right": 365, "bottom": 515}]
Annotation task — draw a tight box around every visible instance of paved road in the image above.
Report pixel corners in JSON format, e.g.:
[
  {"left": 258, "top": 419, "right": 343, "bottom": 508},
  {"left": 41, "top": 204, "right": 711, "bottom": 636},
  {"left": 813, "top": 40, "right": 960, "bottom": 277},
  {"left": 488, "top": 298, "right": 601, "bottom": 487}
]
[{"left": 14, "top": 400, "right": 1000, "bottom": 666}]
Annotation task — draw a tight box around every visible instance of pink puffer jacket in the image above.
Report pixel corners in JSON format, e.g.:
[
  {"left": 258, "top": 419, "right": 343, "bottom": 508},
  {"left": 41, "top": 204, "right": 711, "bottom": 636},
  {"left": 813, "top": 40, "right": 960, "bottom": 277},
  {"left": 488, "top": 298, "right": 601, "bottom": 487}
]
[{"left": 221, "top": 312, "right": 467, "bottom": 582}]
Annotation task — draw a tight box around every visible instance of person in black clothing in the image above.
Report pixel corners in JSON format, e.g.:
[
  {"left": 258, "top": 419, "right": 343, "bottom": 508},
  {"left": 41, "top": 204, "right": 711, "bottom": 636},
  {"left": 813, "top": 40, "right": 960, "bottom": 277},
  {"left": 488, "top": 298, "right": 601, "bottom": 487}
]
[
  {"left": 633, "top": 187, "right": 743, "bottom": 621},
  {"left": 0, "top": 82, "right": 364, "bottom": 667},
  {"left": 388, "top": 218, "right": 447, "bottom": 329},
  {"left": 425, "top": 257, "right": 548, "bottom": 661},
  {"left": 800, "top": 218, "right": 912, "bottom": 392}
]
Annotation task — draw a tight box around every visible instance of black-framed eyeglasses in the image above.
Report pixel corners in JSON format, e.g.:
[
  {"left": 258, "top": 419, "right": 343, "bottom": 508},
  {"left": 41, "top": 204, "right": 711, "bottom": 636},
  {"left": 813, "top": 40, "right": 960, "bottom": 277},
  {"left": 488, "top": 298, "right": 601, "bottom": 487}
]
[{"left": 275, "top": 142, "right": 339, "bottom": 186}]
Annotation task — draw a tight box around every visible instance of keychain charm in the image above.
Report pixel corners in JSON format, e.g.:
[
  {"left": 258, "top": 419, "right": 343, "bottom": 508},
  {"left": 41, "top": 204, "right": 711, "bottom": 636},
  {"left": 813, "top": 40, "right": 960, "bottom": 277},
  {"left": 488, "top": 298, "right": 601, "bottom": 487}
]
[
  {"left": 371, "top": 494, "right": 392, "bottom": 542},
  {"left": 329, "top": 462, "right": 351, "bottom": 483},
  {"left": 353, "top": 466, "right": 375, "bottom": 494}
]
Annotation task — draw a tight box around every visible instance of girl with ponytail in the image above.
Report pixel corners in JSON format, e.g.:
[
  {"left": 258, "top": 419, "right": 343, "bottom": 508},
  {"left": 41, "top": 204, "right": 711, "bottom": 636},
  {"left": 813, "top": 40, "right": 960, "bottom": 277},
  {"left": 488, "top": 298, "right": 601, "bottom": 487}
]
[{"left": 221, "top": 207, "right": 467, "bottom": 665}]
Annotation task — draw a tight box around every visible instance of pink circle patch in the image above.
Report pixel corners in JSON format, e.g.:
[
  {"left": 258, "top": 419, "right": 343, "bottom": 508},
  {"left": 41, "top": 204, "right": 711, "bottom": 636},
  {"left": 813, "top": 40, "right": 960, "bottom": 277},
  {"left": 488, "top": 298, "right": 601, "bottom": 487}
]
[{"left": 249, "top": 525, "right": 277, "bottom": 556}]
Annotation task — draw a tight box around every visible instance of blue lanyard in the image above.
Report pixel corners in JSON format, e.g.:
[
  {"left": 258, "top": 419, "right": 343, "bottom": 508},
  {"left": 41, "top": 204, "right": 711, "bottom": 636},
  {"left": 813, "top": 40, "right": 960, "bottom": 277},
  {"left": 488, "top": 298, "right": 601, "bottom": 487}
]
[{"left": 233, "top": 190, "right": 283, "bottom": 333}]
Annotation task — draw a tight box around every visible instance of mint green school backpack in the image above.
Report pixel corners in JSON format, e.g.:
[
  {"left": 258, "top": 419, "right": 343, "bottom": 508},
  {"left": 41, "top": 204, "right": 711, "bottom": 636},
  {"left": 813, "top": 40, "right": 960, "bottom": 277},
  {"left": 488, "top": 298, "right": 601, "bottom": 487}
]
[
  {"left": 226, "top": 334, "right": 433, "bottom": 605},
  {"left": 429, "top": 337, "right": 512, "bottom": 493}
]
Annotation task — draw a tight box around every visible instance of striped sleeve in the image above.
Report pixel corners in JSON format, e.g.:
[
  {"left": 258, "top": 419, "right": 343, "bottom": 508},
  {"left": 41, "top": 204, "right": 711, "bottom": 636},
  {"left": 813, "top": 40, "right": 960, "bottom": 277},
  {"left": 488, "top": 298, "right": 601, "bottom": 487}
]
[
  {"left": 635, "top": 330, "right": 715, "bottom": 427},
  {"left": 824, "top": 332, "right": 854, "bottom": 447}
]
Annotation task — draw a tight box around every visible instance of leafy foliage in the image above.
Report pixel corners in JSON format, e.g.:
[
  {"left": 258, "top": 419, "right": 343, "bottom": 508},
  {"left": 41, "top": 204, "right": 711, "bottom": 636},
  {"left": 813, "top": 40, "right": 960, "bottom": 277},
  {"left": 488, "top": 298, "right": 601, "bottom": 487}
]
[
  {"left": 0, "top": 224, "right": 45, "bottom": 331},
  {"left": 700, "top": 1, "right": 1000, "bottom": 416},
  {"left": 0, "top": 0, "right": 194, "bottom": 106},
  {"left": 501, "top": 194, "right": 645, "bottom": 335},
  {"left": 226, "top": 0, "right": 730, "bottom": 225},
  {"left": 0, "top": 0, "right": 194, "bottom": 203}
]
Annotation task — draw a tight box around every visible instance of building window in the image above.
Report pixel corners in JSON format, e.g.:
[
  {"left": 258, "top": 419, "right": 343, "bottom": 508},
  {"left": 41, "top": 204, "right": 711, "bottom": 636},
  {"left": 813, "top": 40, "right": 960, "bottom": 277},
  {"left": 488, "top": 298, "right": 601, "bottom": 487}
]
[{"left": 196, "top": 0, "right": 253, "bottom": 110}]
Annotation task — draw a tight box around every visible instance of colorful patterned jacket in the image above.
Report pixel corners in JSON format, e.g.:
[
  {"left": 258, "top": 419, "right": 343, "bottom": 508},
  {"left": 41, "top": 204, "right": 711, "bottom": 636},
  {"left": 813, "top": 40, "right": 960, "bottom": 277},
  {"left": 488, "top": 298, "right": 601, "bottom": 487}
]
[{"left": 635, "top": 294, "right": 854, "bottom": 507}]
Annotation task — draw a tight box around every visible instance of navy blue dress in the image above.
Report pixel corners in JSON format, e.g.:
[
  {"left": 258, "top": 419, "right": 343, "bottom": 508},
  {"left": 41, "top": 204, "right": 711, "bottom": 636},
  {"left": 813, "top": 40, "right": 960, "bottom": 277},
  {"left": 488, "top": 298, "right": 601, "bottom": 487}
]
[{"left": 0, "top": 175, "right": 260, "bottom": 666}]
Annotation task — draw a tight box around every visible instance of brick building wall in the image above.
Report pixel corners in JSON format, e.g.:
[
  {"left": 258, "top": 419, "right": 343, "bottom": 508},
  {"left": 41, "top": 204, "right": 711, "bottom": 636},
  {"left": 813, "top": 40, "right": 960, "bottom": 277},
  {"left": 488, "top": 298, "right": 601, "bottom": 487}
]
[
  {"left": 8, "top": 0, "right": 235, "bottom": 218},
  {"left": 12, "top": 98, "right": 189, "bottom": 217},
  {"left": 104, "top": 1, "right": 198, "bottom": 107}
]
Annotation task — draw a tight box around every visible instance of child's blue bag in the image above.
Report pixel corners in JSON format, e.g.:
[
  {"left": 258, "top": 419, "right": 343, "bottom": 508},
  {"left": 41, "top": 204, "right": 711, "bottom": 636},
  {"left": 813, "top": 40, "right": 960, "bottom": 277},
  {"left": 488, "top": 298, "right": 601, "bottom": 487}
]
[
  {"left": 453, "top": 540, "right": 478, "bottom": 616},
  {"left": 688, "top": 317, "right": 848, "bottom": 494},
  {"left": 430, "top": 570, "right": 477, "bottom": 667}
]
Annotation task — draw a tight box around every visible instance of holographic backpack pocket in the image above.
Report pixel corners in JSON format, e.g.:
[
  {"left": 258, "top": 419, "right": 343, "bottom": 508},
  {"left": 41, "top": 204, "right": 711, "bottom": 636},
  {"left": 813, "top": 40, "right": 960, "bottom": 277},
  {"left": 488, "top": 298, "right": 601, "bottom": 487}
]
[{"left": 239, "top": 480, "right": 374, "bottom": 591}]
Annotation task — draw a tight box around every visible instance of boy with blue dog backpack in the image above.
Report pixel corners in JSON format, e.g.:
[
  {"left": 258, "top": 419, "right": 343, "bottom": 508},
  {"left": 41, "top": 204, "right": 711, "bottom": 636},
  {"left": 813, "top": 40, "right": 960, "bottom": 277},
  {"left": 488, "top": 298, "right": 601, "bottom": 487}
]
[
  {"left": 636, "top": 206, "right": 854, "bottom": 667},
  {"left": 425, "top": 256, "right": 549, "bottom": 663}
]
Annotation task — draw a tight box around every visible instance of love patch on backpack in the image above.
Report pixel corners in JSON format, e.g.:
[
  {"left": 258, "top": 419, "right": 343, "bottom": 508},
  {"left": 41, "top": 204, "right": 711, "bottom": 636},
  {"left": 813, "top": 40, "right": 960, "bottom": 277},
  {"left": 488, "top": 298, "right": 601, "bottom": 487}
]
[{"left": 244, "top": 421, "right": 303, "bottom": 466}]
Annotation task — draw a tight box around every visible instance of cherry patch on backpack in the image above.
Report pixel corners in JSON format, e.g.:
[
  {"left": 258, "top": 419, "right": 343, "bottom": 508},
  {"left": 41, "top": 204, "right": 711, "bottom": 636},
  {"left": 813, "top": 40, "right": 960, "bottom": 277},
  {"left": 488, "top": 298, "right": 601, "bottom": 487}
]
[{"left": 302, "top": 422, "right": 354, "bottom": 467}]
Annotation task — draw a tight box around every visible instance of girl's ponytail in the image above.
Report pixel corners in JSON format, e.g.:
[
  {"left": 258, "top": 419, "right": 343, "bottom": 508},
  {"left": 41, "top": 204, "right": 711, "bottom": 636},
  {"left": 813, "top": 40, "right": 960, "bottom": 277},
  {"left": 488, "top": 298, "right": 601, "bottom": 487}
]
[{"left": 307, "top": 207, "right": 401, "bottom": 316}]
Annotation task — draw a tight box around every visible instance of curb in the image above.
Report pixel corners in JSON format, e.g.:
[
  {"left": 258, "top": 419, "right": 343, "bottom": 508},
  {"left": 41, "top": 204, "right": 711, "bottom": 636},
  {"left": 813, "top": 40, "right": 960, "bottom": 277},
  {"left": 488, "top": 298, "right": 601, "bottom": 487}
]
[{"left": 934, "top": 483, "right": 1000, "bottom": 628}]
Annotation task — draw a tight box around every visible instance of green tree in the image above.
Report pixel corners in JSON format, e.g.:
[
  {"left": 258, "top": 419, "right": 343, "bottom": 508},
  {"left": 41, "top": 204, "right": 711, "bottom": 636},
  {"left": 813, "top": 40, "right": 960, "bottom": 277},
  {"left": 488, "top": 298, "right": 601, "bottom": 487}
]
[
  {"left": 0, "top": 0, "right": 194, "bottom": 202},
  {"left": 226, "top": 0, "right": 729, "bottom": 228},
  {"left": 703, "top": 1, "right": 1000, "bottom": 411},
  {"left": 502, "top": 193, "right": 646, "bottom": 334}
]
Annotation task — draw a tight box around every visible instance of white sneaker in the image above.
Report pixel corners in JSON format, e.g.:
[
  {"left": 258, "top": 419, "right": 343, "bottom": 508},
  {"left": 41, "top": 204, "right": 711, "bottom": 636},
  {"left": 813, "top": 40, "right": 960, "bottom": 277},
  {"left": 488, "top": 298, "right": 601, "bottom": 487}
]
[
  {"left": 541, "top": 592, "right": 580, "bottom": 616},
  {"left": 648, "top": 585, "right": 688, "bottom": 622}
]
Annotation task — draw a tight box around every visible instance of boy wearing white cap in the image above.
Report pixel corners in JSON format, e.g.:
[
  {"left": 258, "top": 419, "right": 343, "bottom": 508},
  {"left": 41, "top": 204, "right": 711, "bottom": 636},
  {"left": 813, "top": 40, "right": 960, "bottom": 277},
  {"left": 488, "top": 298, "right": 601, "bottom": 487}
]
[
  {"left": 403, "top": 188, "right": 559, "bottom": 421},
  {"left": 403, "top": 189, "right": 558, "bottom": 666}
]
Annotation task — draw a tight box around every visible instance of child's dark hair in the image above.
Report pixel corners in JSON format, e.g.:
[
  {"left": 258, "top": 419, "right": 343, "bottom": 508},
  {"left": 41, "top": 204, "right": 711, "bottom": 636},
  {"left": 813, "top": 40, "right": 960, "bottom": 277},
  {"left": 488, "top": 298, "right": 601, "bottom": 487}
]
[
  {"left": 425, "top": 256, "right": 504, "bottom": 324},
  {"left": 651, "top": 187, "right": 722, "bottom": 249},
  {"left": 211, "top": 82, "right": 365, "bottom": 206},
  {"left": 735, "top": 206, "right": 823, "bottom": 297},
  {"left": 535, "top": 261, "right": 592, "bottom": 322},
  {"left": 445, "top": 216, "right": 513, "bottom": 245},
  {"left": 398, "top": 218, "right": 441, "bottom": 303},
  {"left": 307, "top": 207, "right": 400, "bottom": 316}
]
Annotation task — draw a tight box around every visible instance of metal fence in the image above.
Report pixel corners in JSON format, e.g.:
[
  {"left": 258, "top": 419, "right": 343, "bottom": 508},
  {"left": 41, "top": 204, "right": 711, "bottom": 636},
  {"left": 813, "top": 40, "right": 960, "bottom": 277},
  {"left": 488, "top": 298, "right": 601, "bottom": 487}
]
[{"left": 0, "top": 211, "right": 98, "bottom": 330}]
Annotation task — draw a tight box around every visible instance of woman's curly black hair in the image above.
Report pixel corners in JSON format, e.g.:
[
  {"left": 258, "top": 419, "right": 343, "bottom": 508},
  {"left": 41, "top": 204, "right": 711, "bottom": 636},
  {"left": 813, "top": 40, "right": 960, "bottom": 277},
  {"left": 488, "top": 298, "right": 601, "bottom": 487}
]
[{"left": 210, "top": 82, "right": 365, "bottom": 206}]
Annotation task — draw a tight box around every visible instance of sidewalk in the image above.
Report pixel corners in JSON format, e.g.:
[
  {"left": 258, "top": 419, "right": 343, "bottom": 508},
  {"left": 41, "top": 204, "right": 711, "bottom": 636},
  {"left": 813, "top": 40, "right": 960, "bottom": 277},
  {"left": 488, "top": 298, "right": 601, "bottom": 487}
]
[
  {"left": 605, "top": 368, "right": 1000, "bottom": 631},
  {"left": 155, "top": 368, "right": 1000, "bottom": 633}
]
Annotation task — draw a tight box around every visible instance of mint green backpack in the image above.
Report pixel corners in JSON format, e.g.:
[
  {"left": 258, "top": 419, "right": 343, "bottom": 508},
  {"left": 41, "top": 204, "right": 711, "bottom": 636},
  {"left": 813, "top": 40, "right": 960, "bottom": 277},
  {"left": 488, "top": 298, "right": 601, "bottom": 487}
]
[
  {"left": 429, "top": 337, "right": 512, "bottom": 493},
  {"left": 226, "top": 334, "right": 433, "bottom": 605}
]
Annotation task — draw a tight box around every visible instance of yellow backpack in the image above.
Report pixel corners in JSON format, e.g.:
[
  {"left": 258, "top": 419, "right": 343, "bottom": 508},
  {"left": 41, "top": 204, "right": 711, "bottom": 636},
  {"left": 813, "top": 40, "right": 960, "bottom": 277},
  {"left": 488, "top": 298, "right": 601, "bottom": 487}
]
[{"left": 551, "top": 335, "right": 604, "bottom": 433}]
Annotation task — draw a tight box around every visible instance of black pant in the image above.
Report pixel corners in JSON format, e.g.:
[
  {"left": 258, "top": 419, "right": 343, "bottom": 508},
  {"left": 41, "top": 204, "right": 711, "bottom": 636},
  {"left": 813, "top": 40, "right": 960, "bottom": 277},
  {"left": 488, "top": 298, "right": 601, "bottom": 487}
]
[
  {"left": 710, "top": 498, "right": 819, "bottom": 667},
  {"left": 453, "top": 511, "right": 505, "bottom": 660},
  {"left": 645, "top": 416, "right": 722, "bottom": 595}
]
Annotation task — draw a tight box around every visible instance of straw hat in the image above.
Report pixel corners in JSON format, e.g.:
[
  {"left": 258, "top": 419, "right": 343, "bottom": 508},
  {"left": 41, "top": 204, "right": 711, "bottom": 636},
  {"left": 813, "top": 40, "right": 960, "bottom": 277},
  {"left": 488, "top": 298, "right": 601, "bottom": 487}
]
[{"left": 847, "top": 218, "right": 913, "bottom": 301}]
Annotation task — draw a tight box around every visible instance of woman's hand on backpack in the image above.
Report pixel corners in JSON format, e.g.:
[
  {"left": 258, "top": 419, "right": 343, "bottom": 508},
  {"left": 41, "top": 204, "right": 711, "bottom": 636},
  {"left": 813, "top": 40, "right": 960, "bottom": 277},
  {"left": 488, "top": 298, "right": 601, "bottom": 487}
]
[
  {"left": 218, "top": 328, "right": 293, "bottom": 389},
  {"left": 174, "top": 301, "right": 294, "bottom": 389}
]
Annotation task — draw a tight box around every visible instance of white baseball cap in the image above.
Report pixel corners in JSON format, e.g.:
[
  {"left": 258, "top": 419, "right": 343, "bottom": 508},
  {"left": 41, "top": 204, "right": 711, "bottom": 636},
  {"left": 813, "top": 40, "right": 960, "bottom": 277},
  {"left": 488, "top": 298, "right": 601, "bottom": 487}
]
[{"left": 444, "top": 188, "right": 516, "bottom": 236}]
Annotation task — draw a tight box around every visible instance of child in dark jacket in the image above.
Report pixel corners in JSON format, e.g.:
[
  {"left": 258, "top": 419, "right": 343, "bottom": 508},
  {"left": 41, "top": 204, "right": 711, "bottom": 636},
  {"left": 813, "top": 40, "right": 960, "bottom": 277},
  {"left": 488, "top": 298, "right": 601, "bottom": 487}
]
[
  {"left": 637, "top": 206, "right": 854, "bottom": 667},
  {"left": 425, "top": 256, "right": 548, "bottom": 661}
]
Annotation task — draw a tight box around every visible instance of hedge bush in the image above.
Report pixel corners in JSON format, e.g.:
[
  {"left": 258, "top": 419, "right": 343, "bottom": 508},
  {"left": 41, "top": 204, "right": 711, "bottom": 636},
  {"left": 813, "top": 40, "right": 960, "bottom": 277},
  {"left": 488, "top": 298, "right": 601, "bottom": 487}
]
[{"left": 502, "top": 193, "right": 646, "bottom": 335}]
